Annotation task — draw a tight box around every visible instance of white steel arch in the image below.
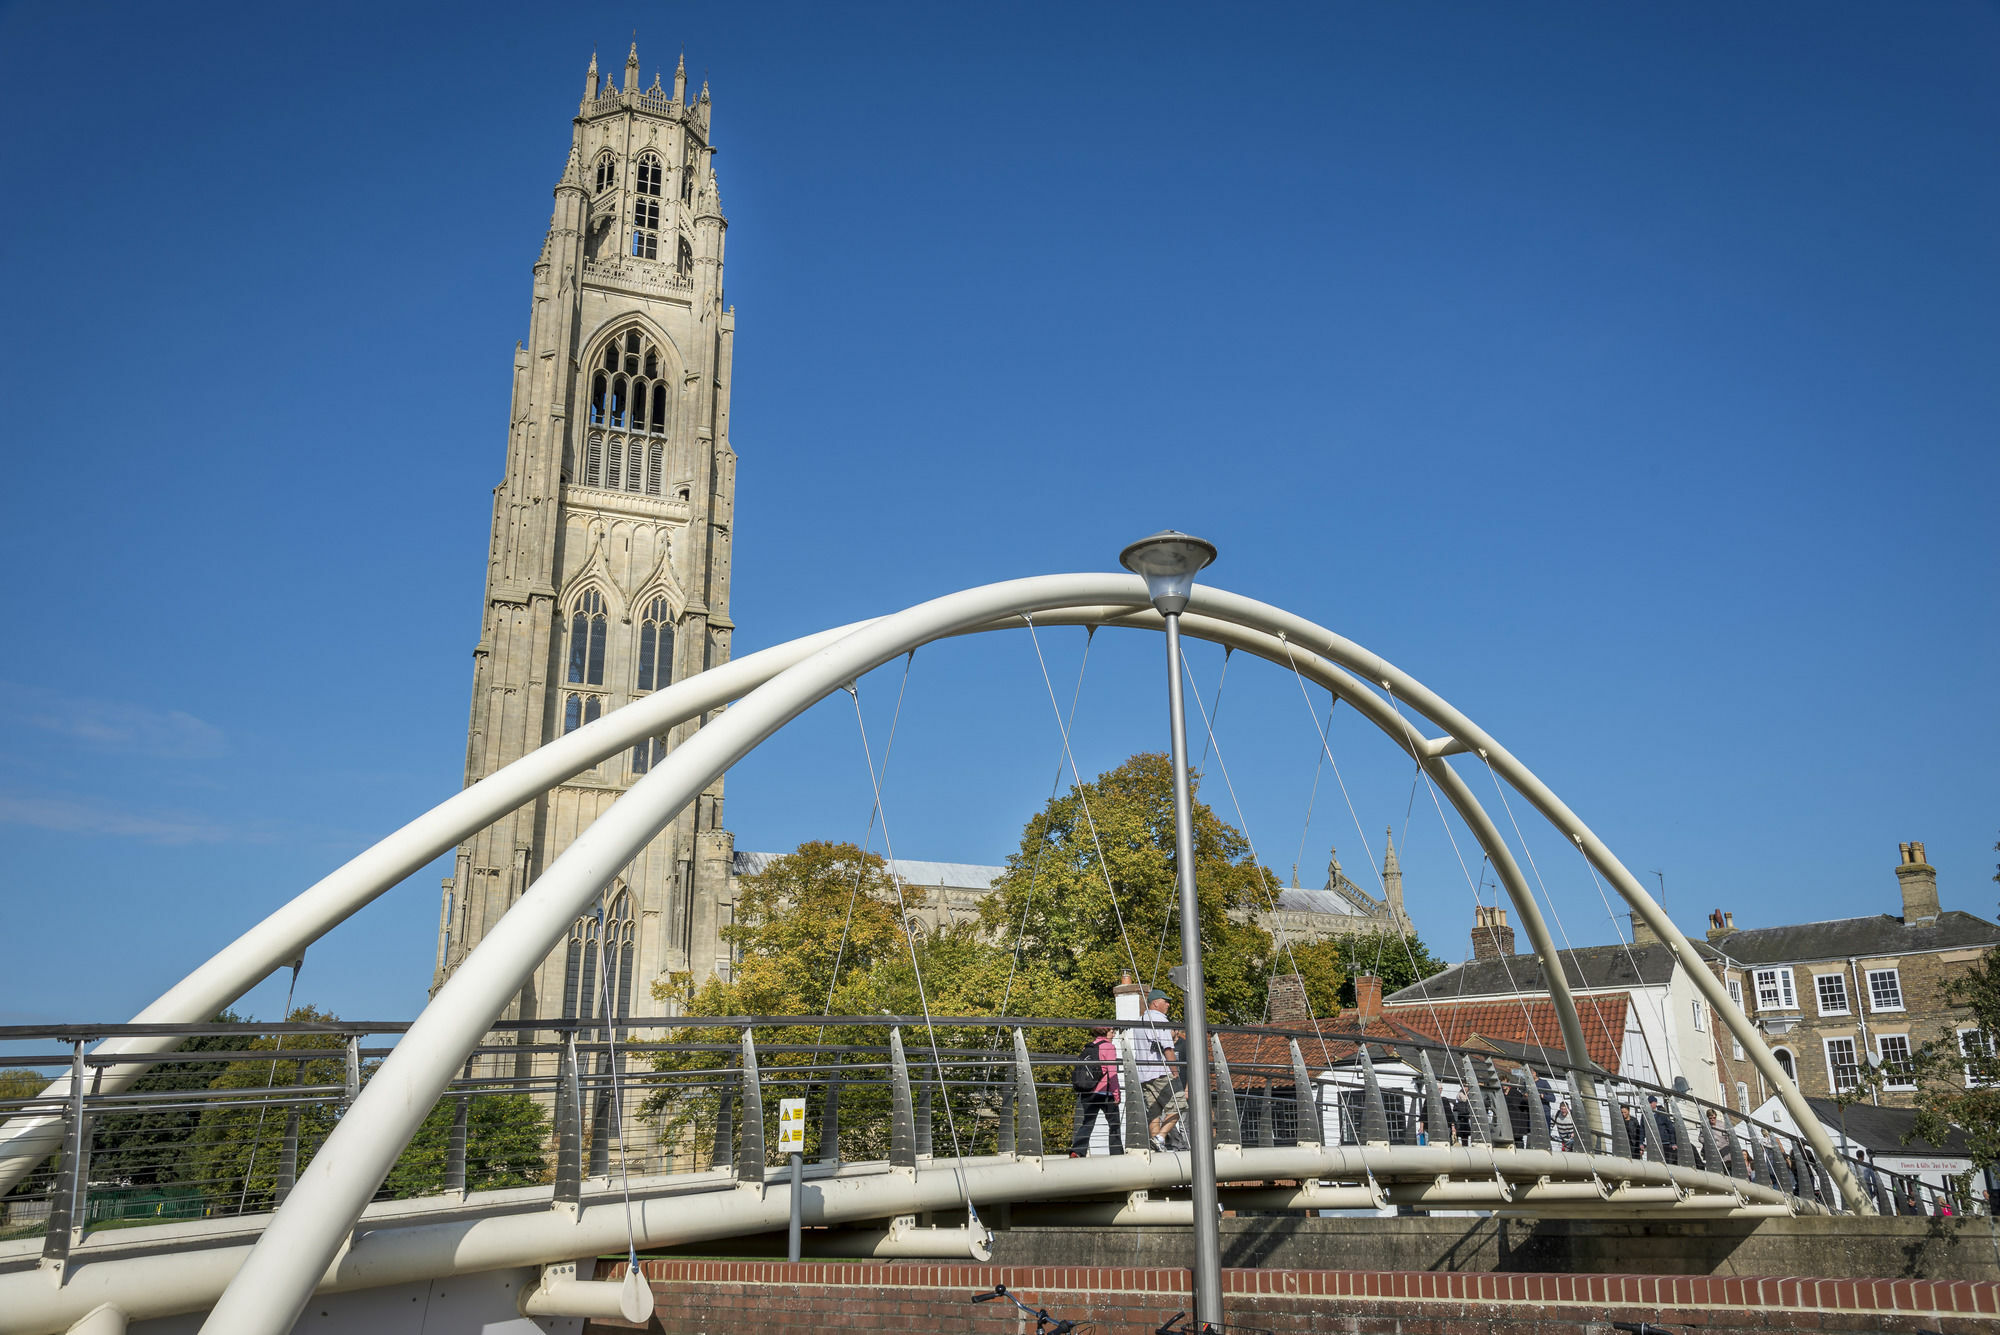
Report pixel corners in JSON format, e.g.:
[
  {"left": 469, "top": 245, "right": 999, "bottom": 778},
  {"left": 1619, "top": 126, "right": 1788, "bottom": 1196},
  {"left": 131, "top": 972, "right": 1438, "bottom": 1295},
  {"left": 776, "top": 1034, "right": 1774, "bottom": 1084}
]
[{"left": 192, "top": 572, "right": 1865, "bottom": 1335}]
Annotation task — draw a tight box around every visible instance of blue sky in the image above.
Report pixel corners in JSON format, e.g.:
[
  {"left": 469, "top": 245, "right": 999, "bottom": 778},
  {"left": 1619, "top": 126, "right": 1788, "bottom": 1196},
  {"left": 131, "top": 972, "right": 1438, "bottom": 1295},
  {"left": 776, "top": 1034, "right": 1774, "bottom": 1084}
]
[{"left": 0, "top": 3, "right": 1994, "bottom": 1028}]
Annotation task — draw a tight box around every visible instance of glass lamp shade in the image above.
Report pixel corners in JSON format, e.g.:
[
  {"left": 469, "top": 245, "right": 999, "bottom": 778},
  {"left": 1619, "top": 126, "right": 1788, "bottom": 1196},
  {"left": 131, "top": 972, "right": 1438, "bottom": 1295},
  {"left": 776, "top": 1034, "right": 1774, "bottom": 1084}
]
[{"left": 1119, "top": 530, "right": 1218, "bottom": 615}]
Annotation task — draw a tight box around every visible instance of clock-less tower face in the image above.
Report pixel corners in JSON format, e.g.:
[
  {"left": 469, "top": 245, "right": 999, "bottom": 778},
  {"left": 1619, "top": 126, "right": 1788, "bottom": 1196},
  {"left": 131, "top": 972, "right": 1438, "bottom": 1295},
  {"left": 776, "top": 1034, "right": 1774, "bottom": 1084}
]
[{"left": 434, "top": 45, "right": 739, "bottom": 1045}]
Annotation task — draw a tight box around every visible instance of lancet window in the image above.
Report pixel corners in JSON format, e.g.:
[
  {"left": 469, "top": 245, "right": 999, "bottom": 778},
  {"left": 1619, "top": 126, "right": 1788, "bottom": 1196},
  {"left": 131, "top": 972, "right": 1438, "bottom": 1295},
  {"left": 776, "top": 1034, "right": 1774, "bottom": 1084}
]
[
  {"left": 561, "top": 890, "right": 636, "bottom": 1026},
  {"left": 566, "top": 589, "right": 608, "bottom": 686},
  {"left": 635, "top": 596, "right": 675, "bottom": 692},
  {"left": 631, "top": 153, "right": 663, "bottom": 258},
  {"left": 583, "top": 330, "right": 670, "bottom": 495},
  {"left": 594, "top": 153, "right": 618, "bottom": 194},
  {"left": 677, "top": 236, "right": 694, "bottom": 280}
]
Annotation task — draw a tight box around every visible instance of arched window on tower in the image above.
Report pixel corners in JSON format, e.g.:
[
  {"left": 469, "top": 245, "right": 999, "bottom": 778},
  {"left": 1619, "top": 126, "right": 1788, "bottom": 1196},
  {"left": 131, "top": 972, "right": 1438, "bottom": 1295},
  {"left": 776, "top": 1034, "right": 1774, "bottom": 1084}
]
[
  {"left": 681, "top": 148, "right": 695, "bottom": 204},
  {"left": 632, "top": 156, "right": 662, "bottom": 262},
  {"left": 677, "top": 236, "right": 694, "bottom": 280},
  {"left": 580, "top": 330, "right": 670, "bottom": 495},
  {"left": 636, "top": 153, "right": 662, "bottom": 198},
  {"left": 566, "top": 589, "right": 607, "bottom": 686},
  {"left": 635, "top": 596, "right": 675, "bottom": 692},
  {"left": 561, "top": 891, "right": 636, "bottom": 1028},
  {"left": 594, "top": 153, "right": 618, "bottom": 194}
]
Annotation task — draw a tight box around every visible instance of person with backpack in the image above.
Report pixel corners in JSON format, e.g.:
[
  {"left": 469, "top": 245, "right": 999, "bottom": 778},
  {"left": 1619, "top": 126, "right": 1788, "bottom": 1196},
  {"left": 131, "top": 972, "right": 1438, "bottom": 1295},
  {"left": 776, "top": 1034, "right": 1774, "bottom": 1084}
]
[{"left": 1067, "top": 1026, "right": 1123, "bottom": 1156}]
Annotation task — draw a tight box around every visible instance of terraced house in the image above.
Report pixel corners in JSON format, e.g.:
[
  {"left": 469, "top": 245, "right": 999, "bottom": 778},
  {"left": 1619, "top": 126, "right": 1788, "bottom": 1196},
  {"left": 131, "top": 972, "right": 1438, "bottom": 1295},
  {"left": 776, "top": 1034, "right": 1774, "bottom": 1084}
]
[{"left": 1702, "top": 842, "right": 2000, "bottom": 1112}]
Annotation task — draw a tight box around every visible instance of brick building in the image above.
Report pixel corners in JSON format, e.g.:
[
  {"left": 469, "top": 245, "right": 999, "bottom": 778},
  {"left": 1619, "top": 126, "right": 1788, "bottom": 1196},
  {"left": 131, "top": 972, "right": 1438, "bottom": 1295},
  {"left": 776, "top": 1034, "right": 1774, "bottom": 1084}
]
[{"left": 1702, "top": 842, "right": 2000, "bottom": 1113}]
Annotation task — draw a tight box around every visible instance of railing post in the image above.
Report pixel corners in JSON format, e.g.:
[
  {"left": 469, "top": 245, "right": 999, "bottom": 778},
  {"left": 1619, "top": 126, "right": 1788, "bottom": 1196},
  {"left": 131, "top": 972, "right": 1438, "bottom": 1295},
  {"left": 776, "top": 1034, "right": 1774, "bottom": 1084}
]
[
  {"left": 1356, "top": 1048, "right": 1392, "bottom": 1147},
  {"left": 274, "top": 1108, "right": 301, "bottom": 1205},
  {"left": 737, "top": 1030, "right": 764, "bottom": 1184},
  {"left": 887, "top": 1029, "right": 917, "bottom": 1169},
  {"left": 342, "top": 1034, "right": 361, "bottom": 1105},
  {"left": 41, "top": 1040, "right": 88, "bottom": 1268},
  {"left": 1121, "top": 1038, "right": 1147, "bottom": 1152},
  {"left": 1287, "top": 1040, "right": 1319, "bottom": 1146},
  {"left": 1011, "top": 1029, "right": 1042, "bottom": 1156},
  {"left": 554, "top": 1031, "right": 582, "bottom": 1208},
  {"left": 1208, "top": 1036, "right": 1241, "bottom": 1145},
  {"left": 1456, "top": 1057, "right": 1490, "bottom": 1146},
  {"left": 1517, "top": 1071, "right": 1551, "bottom": 1152},
  {"left": 444, "top": 1094, "right": 470, "bottom": 1196},
  {"left": 1417, "top": 1051, "right": 1449, "bottom": 1147},
  {"left": 1482, "top": 1061, "right": 1515, "bottom": 1147}
]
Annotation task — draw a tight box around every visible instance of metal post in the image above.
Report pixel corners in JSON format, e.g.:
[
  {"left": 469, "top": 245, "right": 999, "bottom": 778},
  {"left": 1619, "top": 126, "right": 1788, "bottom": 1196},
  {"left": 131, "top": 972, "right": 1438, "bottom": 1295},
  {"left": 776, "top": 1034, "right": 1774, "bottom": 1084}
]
[
  {"left": 787, "top": 1151, "right": 803, "bottom": 1263},
  {"left": 1163, "top": 611, "right": 1222, "bottom": 1332}
]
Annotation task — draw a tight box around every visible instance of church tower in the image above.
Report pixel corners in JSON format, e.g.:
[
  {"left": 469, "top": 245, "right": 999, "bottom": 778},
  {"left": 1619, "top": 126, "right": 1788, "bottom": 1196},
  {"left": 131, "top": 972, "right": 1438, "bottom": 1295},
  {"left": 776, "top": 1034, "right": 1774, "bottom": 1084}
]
[{"left": 432, "top": 45, "right": 739, "bottom": 1030}]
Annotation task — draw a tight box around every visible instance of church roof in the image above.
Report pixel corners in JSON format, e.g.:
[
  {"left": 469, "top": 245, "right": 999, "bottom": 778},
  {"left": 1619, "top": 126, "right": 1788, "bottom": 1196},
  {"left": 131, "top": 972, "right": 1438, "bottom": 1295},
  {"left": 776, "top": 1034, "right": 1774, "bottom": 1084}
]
[
  {"left": 1270, "top": 883, "right": 1382, "bottom": 917},
  {"left": 732, "top": 850, "right": 1003, "bottom": 890}
]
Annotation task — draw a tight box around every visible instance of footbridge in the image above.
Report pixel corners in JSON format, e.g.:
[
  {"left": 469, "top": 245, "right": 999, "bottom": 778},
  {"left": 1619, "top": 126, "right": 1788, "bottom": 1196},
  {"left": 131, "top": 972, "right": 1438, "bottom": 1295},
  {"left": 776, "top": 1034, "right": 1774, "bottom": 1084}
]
[{"left": 0, "top": 571, "right": 1902, "bottom": 1335}]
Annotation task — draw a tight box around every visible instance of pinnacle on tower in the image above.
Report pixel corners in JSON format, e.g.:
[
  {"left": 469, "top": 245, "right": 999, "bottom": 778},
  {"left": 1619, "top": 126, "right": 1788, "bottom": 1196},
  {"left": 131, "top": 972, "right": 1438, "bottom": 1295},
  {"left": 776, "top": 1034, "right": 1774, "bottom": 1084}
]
[
  {"left": 698, "top": 78, "right": 710, "bottom": 103},
  {"left": 584, "top": 49, "right": 599, "bottom": 102},
  {"left": 624, "top": 40, "right": 640, "bottom": 93},
  {"left": 1325, "top": 845, "right": 1342, "bottom": 888},
  {"left": 1381, "top": 827, "right": 1406, "bottom": 924},
  {"left": 557, "top": 143, "right": 585, "bottom": 192},
  {"left": 674, "top": 51, "right": 686, "bottom": 102}
]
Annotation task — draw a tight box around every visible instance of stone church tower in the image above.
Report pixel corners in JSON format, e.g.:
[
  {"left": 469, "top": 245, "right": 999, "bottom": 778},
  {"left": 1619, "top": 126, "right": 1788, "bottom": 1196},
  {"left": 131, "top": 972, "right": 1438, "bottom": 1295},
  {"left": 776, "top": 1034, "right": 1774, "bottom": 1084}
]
[{"left": 431, "top": 45, "right": 738, "bottom": 1029}]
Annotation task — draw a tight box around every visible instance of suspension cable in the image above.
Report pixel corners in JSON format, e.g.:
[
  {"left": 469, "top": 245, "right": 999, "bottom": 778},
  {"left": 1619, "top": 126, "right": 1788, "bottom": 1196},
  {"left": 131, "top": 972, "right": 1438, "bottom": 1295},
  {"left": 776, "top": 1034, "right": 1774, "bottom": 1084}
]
[
  {"left": 997, "top": 626, "right": 1096, "bottom": 1019},
  {"left": 591, "top": 894, "right": 640, "bottom": 1277},
  {"left": 1023, "top": 616, "right": 1143, "bottom": 984},
  {"left": 848, "top": 685, "right": 978, "bottom": 1225},
  {"left": 819, "top": 652, "right": 915, "bottom": 1025}
]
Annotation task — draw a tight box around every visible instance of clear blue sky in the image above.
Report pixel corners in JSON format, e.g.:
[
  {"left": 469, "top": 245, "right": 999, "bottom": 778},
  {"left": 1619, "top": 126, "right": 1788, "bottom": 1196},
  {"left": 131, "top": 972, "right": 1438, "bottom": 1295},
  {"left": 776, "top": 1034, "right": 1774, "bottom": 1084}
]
[{"left": 0, "top": 3, "right": 1994, "bottom": 1028}]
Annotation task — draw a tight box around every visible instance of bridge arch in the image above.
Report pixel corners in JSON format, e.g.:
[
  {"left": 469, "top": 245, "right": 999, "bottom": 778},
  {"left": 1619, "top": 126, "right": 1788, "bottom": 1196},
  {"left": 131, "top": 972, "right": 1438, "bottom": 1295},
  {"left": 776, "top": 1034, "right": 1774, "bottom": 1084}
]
[{"left": 193, "top": 571, "right": 1865, "bottom": 1335}]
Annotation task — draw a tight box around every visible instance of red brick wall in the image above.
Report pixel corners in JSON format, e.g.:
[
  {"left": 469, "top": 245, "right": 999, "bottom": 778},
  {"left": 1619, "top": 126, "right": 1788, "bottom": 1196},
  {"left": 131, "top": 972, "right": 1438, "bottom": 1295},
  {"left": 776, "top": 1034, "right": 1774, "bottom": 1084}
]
[{"left": 590, "top": 1259, "right": 2000, "bottom": 1334}]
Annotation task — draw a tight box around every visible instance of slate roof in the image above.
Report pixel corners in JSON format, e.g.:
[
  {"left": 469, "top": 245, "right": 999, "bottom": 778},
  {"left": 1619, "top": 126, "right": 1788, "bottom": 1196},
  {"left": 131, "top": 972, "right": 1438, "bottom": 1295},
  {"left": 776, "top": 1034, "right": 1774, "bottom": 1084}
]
[
  {"left": 732, "top": 850, "right": 1004, "bottom": 890},
  {"left": 1271, "top": 885, "right": 1381, "bottom": 917},
  {"left": 1384, "top": 942, "right": 1683, "bottom": 1003},
  {"left": 1803, "top": 1097, "right": 1971, "bottom": 1158},
  {"left": 1707, "top": 912, "right": 2000, "bottom": 966}
]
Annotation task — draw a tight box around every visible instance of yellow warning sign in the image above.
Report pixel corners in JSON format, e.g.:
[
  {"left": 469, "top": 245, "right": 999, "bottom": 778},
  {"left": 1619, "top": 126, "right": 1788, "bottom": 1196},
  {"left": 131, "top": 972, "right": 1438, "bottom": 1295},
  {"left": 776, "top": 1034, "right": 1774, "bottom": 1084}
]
[{"left": 777, "top": 1097, "right": 806, "bottom": 1153}]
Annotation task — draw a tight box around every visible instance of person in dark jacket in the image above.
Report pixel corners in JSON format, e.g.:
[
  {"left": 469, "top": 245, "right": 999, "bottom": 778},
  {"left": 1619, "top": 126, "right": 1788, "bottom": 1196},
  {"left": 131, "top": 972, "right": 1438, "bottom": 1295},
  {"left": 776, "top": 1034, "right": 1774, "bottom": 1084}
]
[
  {"left": 1451, "top": 1088, "right": 1474, "bottom": 1145},
  {"left": 1620, "top": 1104, "right": 1645, "bottom": 1159},
  {"left": 1067, "top": 1027, "right": 1123, "bottom": 1156},
  {"left": 1648, "top": 1096, "right": 1679, "bottom": 1164}
]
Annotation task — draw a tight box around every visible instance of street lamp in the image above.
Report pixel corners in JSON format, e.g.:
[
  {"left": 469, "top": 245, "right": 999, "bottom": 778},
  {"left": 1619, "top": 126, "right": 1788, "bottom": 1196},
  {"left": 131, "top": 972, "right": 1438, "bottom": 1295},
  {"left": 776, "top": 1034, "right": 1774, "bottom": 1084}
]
[{"left": 1119, "top": 530, "right": 1222, "bottom": 1335}]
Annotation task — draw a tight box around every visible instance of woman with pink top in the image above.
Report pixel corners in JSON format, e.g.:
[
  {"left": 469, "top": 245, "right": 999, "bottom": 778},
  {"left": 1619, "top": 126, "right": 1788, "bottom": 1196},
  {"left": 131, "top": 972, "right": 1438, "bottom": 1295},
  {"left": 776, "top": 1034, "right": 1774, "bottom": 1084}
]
[{"left": 1067, "top": 1026, "right": 1124, "bottom": 1156}]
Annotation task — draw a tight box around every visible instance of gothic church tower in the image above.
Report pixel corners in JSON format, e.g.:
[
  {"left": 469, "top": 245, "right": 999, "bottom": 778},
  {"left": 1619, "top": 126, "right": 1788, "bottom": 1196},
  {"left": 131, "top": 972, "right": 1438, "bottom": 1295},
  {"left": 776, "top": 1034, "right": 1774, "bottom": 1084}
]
[{"left": 432, "top": 45, "right": 738, "bottom": 1028}]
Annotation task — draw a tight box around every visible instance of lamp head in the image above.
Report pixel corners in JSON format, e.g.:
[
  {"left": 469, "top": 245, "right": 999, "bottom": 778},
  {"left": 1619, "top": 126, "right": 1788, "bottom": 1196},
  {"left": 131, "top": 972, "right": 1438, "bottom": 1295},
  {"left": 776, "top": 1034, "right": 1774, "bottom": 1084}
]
[{"left": 1119, "top": 530, "right": 1217, "bottom": 616}]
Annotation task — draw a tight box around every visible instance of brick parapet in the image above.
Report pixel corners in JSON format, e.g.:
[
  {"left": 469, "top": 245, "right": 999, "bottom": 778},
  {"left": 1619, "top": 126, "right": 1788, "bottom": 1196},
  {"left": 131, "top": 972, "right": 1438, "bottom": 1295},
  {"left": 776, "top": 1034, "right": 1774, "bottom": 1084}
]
[{"left": 592, "top": 1257, "right": 2000, "bottom": 1328}]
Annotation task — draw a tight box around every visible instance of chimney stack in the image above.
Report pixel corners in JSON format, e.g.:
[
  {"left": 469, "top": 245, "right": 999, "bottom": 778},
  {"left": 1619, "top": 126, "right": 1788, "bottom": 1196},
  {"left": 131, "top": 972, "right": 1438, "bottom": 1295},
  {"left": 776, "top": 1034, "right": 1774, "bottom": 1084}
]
[
  {"left": 1628, "top": 912, "right": 1660, "bottom": 947},
  {"left": 1268, "top": 973, "right": 1310, "bottom": 1028},
  {"left": 1112, "top": 972, "right": 1148, "bottom": 1022},
  {"left": 1354, "top": 974, "right": 1383, "bottom": 1025},
  {"left": 1705, "top": 909, "right": 1737, "bottom": 944},
  {"left": 1896, "top": 841, "right": 1940, "bottom": 925},
  {"left": 1470, "top": 905, "right": 1515, "bottom": 960}
]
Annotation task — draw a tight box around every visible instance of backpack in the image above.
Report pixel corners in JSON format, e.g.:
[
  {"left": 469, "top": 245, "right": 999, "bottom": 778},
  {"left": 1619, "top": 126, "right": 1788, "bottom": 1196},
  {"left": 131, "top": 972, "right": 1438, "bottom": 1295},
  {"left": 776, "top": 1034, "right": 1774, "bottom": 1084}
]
[{"left": 1070, "top": 1040, "right": 1104, "bottom": 1093}]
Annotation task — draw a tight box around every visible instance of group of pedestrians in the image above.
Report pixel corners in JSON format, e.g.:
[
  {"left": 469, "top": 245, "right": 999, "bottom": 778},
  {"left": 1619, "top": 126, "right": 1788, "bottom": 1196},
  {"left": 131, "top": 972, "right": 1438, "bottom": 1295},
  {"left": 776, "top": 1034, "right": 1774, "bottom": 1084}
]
[{"left": 1067, "top": 989, "right": 1187, "bottom": 1157}]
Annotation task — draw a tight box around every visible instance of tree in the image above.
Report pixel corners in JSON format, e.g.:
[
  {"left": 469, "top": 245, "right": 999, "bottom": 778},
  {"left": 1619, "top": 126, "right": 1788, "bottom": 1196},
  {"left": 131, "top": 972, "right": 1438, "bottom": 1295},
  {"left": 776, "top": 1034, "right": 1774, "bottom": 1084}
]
[
  {"left": 380, "top": 1095, "right": 549, "bottom": 1198},
  {"left": 1279, "top": 929, "right": 1446, "bottom": 1019},
  {"left": 187, "top": 1005, "right": 349, "bottom": 1212},
  {"left": 1901, "top": 842, "right": 2000, "bottom": 1178},
  {"left": 978, "top": 753, "right": 1280, "bottom": 1025},
  {"left": 91, "top": 1013, "right": 258, "bottom": 1189}
]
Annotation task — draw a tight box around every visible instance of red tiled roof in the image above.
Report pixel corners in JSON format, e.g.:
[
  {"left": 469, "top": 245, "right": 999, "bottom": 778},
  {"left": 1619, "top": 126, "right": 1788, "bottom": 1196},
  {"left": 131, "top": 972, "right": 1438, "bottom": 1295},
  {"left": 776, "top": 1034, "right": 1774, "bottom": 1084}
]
[{"left": 1215, "top": 993, "right": 1631, "bottom": 1086}]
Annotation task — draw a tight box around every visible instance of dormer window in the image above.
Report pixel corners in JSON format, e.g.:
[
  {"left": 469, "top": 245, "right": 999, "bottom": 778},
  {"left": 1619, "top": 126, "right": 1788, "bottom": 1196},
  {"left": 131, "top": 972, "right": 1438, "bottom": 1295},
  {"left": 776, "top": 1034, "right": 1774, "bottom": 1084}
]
[{"left": 594, "top": 153, "right": 618, "bottom": 194}]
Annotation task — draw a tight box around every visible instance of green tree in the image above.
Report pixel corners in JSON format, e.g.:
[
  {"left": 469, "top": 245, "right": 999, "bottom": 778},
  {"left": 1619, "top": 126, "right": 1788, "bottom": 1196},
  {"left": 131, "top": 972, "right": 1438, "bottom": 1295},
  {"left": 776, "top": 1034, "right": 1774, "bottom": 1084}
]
[
  {"left": 1901, "top": 839, "right": 2000, "bottom": 1176},
  {"left": 91, "top": 1013, "right": 257, "bottom": 1189},
  {"left": 380, "top": 1095, "right": 549, "bottom": 1198},
  {"left": 187, "top": 1005, "right": 348, "bottom": 1212},
  {"left": 979, "top": 752, "right": 1279, "bottom": 1025},
  {"left": 1283, "top": 929, "right": 1446, "bottom": 1018}
]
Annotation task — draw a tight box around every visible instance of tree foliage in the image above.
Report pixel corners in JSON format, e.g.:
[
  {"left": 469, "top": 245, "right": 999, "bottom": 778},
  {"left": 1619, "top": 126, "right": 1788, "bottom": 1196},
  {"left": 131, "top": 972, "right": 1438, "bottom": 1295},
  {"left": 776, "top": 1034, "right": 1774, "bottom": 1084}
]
[
  {"left": 978, "top": 752, "right": 1279, "bottom": 1025},
  {"left": 1902, "top": 838, "right": 2000, "bottom": 1172},
  {"left": 380, "top": 1094, "right": 549, "bottom": 1198}
]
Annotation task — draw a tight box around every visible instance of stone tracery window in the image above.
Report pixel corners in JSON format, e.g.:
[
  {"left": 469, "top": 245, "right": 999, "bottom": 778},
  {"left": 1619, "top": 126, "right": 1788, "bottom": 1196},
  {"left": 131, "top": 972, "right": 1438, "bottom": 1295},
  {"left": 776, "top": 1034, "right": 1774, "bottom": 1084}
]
[
  {"left": 594, "top": 152, "right": 618, "bottom": 194},
  {"left": 566, "top": 588, "right": 608, "bottom": 686},
  {"left": 583, "top": 330, "right": 670, "bottom": 495},
  {"left": 562, "top": 890, "right": 636, "bottom": 1025},
  {"left": 632, "top": 153, "right": 663, "bottom": 258},
  {"left": 635, "top": 596, "right": 675, "bottom": 692}
]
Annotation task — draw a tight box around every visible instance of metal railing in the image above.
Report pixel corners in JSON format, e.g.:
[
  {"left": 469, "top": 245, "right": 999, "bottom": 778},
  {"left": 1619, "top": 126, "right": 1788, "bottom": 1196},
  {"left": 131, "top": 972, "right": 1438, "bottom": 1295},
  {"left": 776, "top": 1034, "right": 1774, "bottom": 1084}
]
[{"left": 1, "top": 1013, "right": 1977, "bottom": 1261}]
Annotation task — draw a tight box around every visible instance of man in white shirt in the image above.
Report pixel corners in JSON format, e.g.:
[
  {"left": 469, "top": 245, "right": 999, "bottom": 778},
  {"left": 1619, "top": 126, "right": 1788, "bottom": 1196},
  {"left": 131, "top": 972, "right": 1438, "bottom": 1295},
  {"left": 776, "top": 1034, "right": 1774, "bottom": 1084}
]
[{"left": 1134, "top": 989, "right": 1182, "bottom": 1148}]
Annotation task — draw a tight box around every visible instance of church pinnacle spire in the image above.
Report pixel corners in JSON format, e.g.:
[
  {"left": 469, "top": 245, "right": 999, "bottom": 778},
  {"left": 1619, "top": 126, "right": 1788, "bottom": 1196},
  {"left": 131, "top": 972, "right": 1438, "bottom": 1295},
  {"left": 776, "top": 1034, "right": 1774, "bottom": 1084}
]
[
  {"left": 624, "top": 40, "right": 640, "bottom": 93},
  {"left": 1381, "top": 828, "right": 1406, "bottom": 926},
  {"left": 674, "top": 51, "right": 687, "bottom": 102},
  {"left": 584, "top": 49, "right": 599, "bottom": 102}
]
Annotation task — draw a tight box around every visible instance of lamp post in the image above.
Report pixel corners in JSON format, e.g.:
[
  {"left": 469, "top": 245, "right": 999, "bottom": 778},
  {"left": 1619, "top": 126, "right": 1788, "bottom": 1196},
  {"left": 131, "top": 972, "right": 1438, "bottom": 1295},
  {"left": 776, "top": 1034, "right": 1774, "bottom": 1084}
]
[{"left": 1120, "top": 529, "right": 1222, "bottom": 1334}]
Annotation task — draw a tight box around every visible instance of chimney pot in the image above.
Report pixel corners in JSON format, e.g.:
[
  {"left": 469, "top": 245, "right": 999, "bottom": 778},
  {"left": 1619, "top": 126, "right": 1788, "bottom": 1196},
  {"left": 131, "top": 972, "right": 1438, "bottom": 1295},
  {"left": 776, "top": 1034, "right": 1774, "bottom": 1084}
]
[{"left": 1470, "top": 906, "right": 1515, "bottom": 961}]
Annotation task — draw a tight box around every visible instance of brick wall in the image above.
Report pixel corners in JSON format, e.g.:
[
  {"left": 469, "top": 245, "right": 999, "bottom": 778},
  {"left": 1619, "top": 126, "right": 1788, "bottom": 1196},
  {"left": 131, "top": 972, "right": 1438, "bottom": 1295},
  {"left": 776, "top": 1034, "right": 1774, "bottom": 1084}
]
[{"left": 590, "top": 1259, "right": 2000, "bottom": 1334}]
